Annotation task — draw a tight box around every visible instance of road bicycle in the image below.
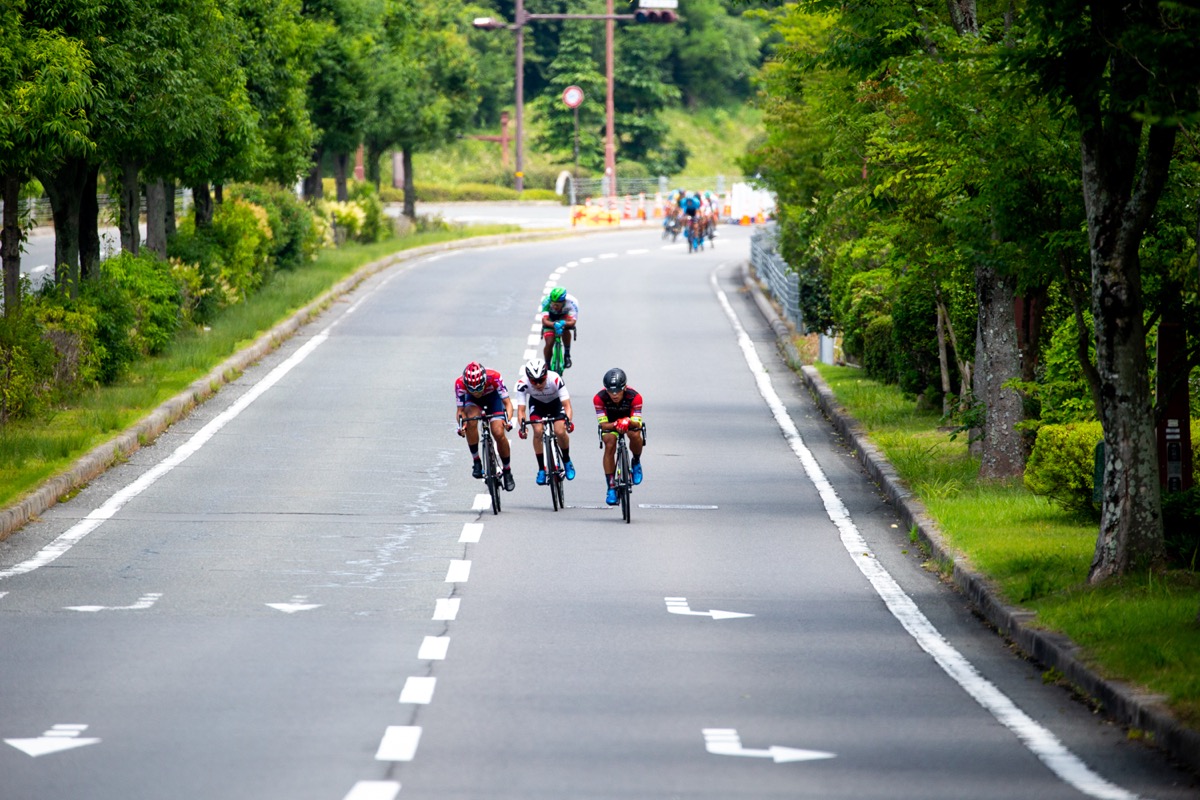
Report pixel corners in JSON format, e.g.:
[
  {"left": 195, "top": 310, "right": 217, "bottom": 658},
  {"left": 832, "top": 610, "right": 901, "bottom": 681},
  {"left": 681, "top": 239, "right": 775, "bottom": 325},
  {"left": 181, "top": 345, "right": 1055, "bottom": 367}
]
[
  {"left": 600, "top": 423, "right": 646, "bottom": 523},
  {"left": 548, "top": 322, "right": 576, "bottom": 374},
  {"left": 524, "top": 413, "right": 571, "bottom": 511},
  {"left": 462, "top": 414, "right": 507, "bottom": 514},
  {"left": 662, "top": 211, "right": 682, "bottom": 242},
  {"left": 685, "top": 215, "right": 705, "bottom": 253}
]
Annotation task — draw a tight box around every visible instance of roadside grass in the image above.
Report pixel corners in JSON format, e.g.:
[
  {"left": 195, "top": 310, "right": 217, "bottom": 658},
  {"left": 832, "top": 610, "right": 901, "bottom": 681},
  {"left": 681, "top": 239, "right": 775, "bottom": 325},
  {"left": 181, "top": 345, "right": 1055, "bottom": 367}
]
[
  {"left": 0, "top": 225, "right": 515, "bottom": 509},
  {"left": 814, "top": 363, "right": 1200, "bottom": 728}
]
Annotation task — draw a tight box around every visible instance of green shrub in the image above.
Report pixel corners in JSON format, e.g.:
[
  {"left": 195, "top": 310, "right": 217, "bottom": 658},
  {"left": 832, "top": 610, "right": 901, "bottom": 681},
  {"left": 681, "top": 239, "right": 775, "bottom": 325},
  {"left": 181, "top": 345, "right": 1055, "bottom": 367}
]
[
  {"left": 840, "top": 267, "right": 894, "bottom": 361},
  {"left": 101, "top": 251, "right": 182, "bottom": 356},
  {"left": 863, "top": 314, "right": 899, "bottom": 384},
  {"left": 210, "top": 198, "right": 274, "bottom": 300},
  {"left": 0, "top": 310, "right": 57, "bottom": 421},
  {"left": 520, "top": 189, "right": 561, "bottom": 201},
  {"left": 27, "top": 296, "right": 103, "bottom": 396},
  {"left": 229, "top": 183, "right": 321, "bottom": 270},
  {"left": 415, "top": 182, "right": 520, "bottom": 202},
  {"left": 80, "top": 278, "right": 138, "bottom": 385},
  {"left": 168, "top": 222, "right": 228, "bottom": 324},
  {"left": 1024, "top": 422, "right": 1103, "bottom": 517},
  {"left": 890, "top": 271, "right": 943, "bottom": 396},
  {"left": 1162, "top": 486, "right": 1200, "bottom": 568},
  {"left": 348, "top": 183, "right": 389, "bottom": 243}
]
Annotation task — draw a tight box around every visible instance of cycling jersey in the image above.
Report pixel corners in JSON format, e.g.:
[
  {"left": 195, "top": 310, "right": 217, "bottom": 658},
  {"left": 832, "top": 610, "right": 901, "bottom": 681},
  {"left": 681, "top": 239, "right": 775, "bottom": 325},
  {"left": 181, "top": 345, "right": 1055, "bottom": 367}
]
[
  {"left": 515, "top": 372, "right": 569, "bottom": 407},
  {"left": 593, "top": 387, "right": 643, "bottom": 425},
  {"left": 681, "top": 195, "right": 702, "bottom": 217},
  {"left": 540, "top": 292, "right": 580, "bottom": 321},
  {"left": 455, "top": 369, "right": 509, "bottom": 408}
]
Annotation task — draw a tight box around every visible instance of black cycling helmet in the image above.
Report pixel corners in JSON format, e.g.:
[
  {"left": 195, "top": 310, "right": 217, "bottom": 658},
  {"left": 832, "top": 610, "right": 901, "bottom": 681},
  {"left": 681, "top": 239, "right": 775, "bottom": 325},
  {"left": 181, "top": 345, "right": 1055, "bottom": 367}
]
[{"left": 602, "top": 367, "right": 627, "bottom": 393}]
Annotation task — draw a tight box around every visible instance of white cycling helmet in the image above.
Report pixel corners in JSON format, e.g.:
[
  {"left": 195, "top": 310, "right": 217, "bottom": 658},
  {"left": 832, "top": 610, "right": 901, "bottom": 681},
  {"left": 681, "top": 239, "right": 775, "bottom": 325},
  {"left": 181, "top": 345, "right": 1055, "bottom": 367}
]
[{"left": 525, "top": 358, "right": 548, "bottom": 382}]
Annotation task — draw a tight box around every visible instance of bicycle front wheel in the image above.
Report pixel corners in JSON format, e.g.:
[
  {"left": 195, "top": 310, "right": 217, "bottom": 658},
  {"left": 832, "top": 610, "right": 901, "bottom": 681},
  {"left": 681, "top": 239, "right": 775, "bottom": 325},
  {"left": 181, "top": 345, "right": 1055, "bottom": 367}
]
[
  {"left": 545, "top": 437, "right": 561, "bottom": 512},
  {"left": 618, "top": 442, "right": 632, "bottom": 523},
  {"left": 483, "top": 436, "right": 501, "bottom": 515}
]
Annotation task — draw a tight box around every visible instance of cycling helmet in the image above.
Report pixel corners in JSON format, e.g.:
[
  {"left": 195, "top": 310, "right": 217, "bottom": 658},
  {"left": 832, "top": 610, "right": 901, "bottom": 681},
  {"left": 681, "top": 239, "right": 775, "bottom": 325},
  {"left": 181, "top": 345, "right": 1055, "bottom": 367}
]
[
  {"left": 525, "top": 358, "right": 548, "bottom": 382},
  {"left": 548, "top": 287, "right": 567, "bottom": 304},
  {"left": 462, "top": 362, "right": 487, "bottom": 393},
  {"left": 602, "top": 367, "right": 627, "bottom": 393}
]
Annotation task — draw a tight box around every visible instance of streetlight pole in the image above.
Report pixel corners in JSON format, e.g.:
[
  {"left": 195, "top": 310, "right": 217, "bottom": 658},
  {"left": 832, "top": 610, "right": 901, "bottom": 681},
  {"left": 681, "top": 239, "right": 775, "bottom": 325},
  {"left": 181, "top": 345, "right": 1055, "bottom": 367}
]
[
  {"left": 605, "top": 0, "right": 616, "bottom": 201},
  {"left": 514, "top": 0, "right": 526, "bottom": 193}
]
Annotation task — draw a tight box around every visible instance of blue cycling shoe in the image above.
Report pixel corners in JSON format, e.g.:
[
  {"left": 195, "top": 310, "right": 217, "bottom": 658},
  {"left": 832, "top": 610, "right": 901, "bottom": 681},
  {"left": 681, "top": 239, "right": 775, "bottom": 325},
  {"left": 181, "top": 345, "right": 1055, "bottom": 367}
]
[
  {"left": 536, "top": 469, "right": 547, "bottom": 485},
  {"left": 632, "top": 463, "right": 643, "bottom": 485},
  {"left": 606, "top": 487, "right": 619, "bottom": 506},
  {"left": 565, "top": 461, "right": 576, "bottom": 480}
]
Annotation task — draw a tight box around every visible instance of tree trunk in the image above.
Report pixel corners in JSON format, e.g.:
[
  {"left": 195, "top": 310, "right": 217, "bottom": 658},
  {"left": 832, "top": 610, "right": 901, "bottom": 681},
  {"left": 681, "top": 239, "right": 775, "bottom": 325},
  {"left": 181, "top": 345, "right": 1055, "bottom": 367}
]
[
  {"left": 2, "top": 174, "right": 23, "bottom": 317},
  {"left": 192, "top": 183, "right": 213, "bottom": 229},
  {"left": 365, "top": 143, "right": 383, "bottom": 189},
  {"left": 334, "top": 152, "right": 349, "bottom": 202},
  {"left": 973, "top": 262, "right": 1026, "bottom": 478},
  {"left": 38, "top": 155, "right": 90, "bottom": 297},
  {"left": 1080, "top": 116, "right": 1171, "bottom": 582},
  {"left": 402, "top": 147, "right": 416, "bottom": 219},
  {"left": 165, "top": 179, "right": 177, "bottom": 237},
  {"left": 145, "top": 178, "right": 168, "bottom": 258},
  {"left": 118, "top": 157, "right": 141, "bottom": 257},
  {"left": 937, "top": 301, "right": 952, "bottom": 417},
  {"left": 303, "top": 151, "right": 323, "bottom": 201},
  {"left": 80, "top": 165, "right": 100, "bottom": 281},
  {"left": 213, "top": 183, "right": 224, "bottom": 206}
]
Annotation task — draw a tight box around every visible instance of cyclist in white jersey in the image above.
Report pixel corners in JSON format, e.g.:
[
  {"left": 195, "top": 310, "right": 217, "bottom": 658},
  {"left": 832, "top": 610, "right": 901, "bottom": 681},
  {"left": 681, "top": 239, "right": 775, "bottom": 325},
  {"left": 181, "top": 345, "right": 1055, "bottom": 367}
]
[{"left": 515, "top": 358, "right": 576, "bottom": 484}]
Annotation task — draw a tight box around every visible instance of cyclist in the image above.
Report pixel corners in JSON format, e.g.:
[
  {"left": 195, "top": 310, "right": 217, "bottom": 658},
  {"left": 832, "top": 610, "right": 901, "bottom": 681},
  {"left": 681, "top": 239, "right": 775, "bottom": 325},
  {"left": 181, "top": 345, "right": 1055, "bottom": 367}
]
[
  {"left": 515, "top": 358, "right": 576, "bottom": 485},
  {"left": 592, "top": 367, "right": 644, "bottom": 506},
  {"left": 680, "top": 191, "right": 704, "bottom": 245},
  {"left": 455, "top": 361, "right": 516, "bottom": 491},
  {"left": 540, "top": 287, "right": 579, "bottom": 369}
]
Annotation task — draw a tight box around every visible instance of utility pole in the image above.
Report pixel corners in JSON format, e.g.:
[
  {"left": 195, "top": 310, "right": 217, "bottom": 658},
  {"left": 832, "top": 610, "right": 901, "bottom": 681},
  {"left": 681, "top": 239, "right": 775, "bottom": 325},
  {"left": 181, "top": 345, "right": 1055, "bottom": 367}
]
[{"left": 475, "top": 5, "right": 674, "bottom": 198}]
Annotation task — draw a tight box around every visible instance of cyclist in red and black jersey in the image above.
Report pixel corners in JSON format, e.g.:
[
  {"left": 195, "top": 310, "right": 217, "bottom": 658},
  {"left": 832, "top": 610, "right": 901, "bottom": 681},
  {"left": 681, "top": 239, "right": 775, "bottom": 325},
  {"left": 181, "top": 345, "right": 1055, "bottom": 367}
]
[
  {"left": 592, "top": 367, "right": 644, "bottom": 506},
  {"left": 455, "top": 361, "right": 516, "bottom": 491}
]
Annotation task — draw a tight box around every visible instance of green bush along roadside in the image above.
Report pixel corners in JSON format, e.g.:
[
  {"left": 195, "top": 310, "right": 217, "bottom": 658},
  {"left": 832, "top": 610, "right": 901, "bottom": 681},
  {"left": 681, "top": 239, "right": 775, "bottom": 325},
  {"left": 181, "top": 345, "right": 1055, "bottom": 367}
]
[{"left": 814, "top": 363, "right": 1200, "bottom": 729}]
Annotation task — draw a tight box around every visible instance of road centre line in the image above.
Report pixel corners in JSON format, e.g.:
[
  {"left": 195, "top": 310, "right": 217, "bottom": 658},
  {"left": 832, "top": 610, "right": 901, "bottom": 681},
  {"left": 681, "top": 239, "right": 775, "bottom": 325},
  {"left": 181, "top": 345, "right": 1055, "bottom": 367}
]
[
  {"left": 342, "top": 781, "right": 400, "bottom": 800},
  {"left": 459, "top": 523, "right": 483, "bottom": 543},
  {"left": 710, "top": 271, "right": 1136, "bottom": 800},
  {"left": 434, "top": 598, "right": 461, "bottom": 620},
  {"left": 400, "top": 676, "right": 437, "bottom": 705},
  {"left": 444, "top": 560, "right": 471, "bottom": 583},
  {"left": 375, "top": 726, "right": 421, "bottom": 761},
  {"left": 418, "top": 636, "right": 450, "bottom": 660},
  {"left": 472, "top": 494, "right": 491, "bottom": 511}
]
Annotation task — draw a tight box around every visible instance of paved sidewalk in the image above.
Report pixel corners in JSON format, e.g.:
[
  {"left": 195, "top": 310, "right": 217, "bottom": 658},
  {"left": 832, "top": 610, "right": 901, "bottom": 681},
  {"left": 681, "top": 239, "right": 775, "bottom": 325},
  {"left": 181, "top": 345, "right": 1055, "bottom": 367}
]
[{"left": 740, "top": 261, "right": 1200, "bottom": 778}]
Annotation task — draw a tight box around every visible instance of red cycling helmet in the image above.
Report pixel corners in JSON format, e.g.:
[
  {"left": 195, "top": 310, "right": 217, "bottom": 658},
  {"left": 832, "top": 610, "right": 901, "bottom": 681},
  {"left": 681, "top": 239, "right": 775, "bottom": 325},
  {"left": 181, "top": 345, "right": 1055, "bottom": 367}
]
[{"left": 463, "top": 362, "right": 487, "bottom": 393}]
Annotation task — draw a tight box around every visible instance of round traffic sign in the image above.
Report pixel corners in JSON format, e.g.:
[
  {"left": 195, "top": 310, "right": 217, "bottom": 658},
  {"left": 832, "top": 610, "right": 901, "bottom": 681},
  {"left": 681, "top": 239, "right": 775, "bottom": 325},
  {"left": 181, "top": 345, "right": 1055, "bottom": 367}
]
[{"left": 562, "top": 85, "right": 584, "bottom": 109}]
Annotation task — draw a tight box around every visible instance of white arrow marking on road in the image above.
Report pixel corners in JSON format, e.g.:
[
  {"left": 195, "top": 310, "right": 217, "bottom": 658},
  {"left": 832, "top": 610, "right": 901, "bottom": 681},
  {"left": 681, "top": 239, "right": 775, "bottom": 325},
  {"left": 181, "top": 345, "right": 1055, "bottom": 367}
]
[
  {"left": 66, "top": 592, "right": 162, "bottom": 612},
  {"left": 665, "top": 597, "right": 753, "bottom": 620},
  {"left": 266, "top": 595, "right": 322, "bottom": 614},
  {"left": 6, "top": 724, "right": 101, "bottom": 757},
  {"left": 703, "top": 729, "right": 835, "bottom": 764}
]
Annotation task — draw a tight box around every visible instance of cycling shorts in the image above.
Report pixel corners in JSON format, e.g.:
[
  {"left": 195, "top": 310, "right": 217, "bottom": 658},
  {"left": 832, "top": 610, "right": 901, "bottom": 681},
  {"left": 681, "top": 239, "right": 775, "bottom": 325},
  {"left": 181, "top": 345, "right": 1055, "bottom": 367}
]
[
  {"left": 528, "top": 398, "right": 565, "bottom": 421},
  {"left": 464, "top": 392, "right": 506, "bottom": 418}
]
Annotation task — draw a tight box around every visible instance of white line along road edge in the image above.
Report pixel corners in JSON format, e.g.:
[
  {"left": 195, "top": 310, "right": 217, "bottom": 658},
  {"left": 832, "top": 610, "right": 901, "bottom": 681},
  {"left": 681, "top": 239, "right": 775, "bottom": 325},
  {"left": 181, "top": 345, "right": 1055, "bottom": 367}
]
[
  {"left": 710, "top": 270, "right": 1138, "bottom": 800},
  {"left": 0, "top": 270, "right": 400, "bottom": 583}
]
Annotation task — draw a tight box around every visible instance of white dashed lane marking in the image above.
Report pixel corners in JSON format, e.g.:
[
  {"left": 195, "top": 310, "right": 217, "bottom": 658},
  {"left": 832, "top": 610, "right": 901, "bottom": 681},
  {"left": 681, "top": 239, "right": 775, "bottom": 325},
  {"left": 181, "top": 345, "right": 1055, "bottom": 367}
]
[
  {"left": 418, "top": 636, "right": 450, "bottom": 661},
  {"left": 400, "top": 677, "right": 437, "bottom": 705}
]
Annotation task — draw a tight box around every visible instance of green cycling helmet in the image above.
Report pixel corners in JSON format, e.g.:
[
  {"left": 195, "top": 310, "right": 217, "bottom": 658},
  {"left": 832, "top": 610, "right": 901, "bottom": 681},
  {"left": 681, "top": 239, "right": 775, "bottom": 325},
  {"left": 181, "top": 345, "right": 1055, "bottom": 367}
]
[{"left": 549, "top": 287, "right": 567, "bottom": 304}]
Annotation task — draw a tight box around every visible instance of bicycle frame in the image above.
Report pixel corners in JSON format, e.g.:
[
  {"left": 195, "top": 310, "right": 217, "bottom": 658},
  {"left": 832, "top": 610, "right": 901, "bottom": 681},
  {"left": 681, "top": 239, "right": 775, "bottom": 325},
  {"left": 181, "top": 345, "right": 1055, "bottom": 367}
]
[
  {"left": 463, "top": 414, "right": 505, "bottom": 514},
  {"left": 525, "top": 413, "right": 568, "bottom": 511}
]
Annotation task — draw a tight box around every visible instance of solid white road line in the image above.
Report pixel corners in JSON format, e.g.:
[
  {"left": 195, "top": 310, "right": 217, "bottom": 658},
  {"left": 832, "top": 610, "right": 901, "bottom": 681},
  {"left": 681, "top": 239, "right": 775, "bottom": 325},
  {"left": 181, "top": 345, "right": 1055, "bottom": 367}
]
[
  {"left": 711, "top": 271, "right": 1138, "bottom": 800},
  {"left": 400, "top": 676, "right": 437, "bottom": 705},
  {"left": 418, "top": 636, "right": 450, "bottom": 660}
]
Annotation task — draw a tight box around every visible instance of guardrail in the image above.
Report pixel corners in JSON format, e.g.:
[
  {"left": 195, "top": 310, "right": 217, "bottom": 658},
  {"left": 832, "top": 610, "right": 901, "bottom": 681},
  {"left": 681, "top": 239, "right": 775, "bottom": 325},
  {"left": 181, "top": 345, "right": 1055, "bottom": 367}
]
[
  {"left": 749, "top": 224, "right": 804, "bottom": 332},
  {"left": 0, "top": 188, "right": 193, "bottom": 230}
]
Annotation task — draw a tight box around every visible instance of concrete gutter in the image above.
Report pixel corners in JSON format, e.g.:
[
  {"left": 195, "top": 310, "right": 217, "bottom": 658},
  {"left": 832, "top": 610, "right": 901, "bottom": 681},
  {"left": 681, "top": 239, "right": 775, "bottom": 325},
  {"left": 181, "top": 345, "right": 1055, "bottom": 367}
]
[
  {"left": 0, "top": 227, "right": 615, "bottom": 544},
  {"left": 739, "top": 261, "right": 1200, "bottom": 777}
]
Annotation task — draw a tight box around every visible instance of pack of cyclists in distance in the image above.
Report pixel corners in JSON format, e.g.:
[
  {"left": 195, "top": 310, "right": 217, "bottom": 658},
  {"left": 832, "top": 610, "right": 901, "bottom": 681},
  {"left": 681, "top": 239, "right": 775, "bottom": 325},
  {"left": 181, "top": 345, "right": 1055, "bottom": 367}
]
[
  {"left": 455, "top": 286, "right": 644, "bottom": 508},
  {"left": 662, "top": 189, "right": 720, "bottom": 250}
]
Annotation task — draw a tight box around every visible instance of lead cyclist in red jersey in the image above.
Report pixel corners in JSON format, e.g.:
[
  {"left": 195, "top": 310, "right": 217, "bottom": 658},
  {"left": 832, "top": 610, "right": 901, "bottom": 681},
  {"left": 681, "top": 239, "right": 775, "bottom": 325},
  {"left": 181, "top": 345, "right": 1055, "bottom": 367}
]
[{"left": 455, "top": 361, "right": 516, "bottom": 491}]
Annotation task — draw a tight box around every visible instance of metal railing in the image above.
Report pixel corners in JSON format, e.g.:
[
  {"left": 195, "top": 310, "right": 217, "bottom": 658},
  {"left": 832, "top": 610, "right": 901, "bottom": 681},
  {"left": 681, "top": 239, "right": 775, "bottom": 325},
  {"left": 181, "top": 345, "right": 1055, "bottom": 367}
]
[
  {"left": 749, "top": 224, "right": 804, "bottom": 332},
  {"left": 0, "top": 188, "right": 193, "bottom": 230},
  {"left": 572, "top": 175, "right": 744, "bottom": 200}
]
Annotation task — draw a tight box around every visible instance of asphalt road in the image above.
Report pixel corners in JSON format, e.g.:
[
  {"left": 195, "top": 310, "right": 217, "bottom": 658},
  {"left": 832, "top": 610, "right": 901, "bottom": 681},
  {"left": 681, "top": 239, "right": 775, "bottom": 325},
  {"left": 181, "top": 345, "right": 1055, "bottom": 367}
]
[{"left": 0, "top": 226, "right": 1195, "bottom": 799}]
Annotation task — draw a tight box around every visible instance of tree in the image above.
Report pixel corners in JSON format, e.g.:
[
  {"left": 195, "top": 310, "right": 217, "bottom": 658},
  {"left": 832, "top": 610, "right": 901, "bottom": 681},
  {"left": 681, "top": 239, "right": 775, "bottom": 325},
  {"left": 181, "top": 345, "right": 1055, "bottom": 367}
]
[
  {"left": 1018, "top": 1, "right": 1200, "bottom": 580},
  {"left": 530, "top": 10, "right": 606, "bottom": 172},
  {"left": 0, "top": 7, "right": 96, "bottom": 313}
]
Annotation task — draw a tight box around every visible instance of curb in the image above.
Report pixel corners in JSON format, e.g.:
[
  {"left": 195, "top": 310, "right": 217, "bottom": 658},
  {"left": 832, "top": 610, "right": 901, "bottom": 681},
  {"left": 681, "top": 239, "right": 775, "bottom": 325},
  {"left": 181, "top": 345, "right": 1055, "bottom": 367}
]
[
  {"left": 739, "top": 262, "right": 1200, "bottom": 777},
  {"left": 0, "top": 226, "right": 614, "bottom": 545}
]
